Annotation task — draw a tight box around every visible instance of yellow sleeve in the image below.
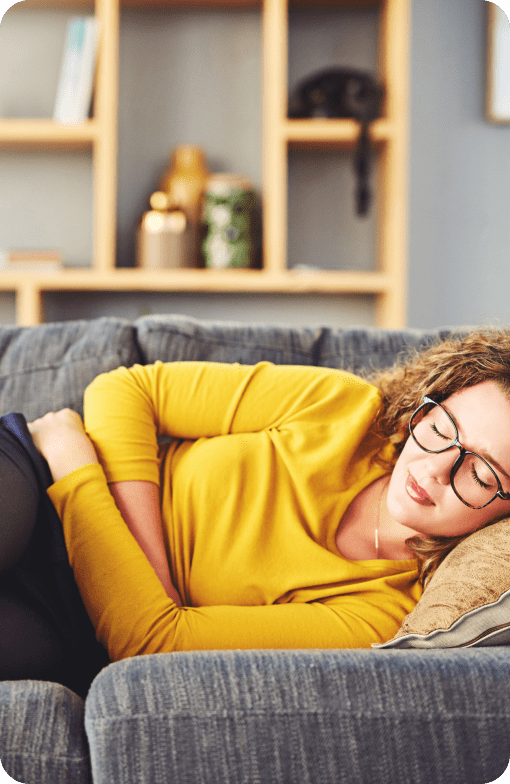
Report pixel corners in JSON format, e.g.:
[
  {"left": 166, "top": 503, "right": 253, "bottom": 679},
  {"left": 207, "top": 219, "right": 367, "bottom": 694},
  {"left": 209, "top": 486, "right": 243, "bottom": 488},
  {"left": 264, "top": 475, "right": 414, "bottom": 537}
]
[
  {"left": 83, "top": 360, "right": 381, "bottom": 484},
  {"left": 47, "top": 462, "right": 408, "bottom": 661}
]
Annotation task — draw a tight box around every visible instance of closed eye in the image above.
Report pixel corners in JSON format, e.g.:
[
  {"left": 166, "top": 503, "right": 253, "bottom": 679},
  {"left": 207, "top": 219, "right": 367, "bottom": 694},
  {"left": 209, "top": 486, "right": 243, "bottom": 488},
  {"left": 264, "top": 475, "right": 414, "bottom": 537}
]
[
  {"left": 470, "top": 466, "right": 492, "bottom": 490},
  {"left": 430, "top": 423, "right": 450, "bottom": 440}
]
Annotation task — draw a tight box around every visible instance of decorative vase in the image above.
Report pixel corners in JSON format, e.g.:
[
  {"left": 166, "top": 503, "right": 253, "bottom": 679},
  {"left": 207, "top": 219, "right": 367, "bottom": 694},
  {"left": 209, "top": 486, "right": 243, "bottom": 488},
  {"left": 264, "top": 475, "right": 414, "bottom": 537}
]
[
  {"left": 136, "top": 209, "right": 190, "bottom": 269},
  {"left": 156, "top": 145, "right": 209, "bottom": 267},
  {"left": 202, "top": 174, "right": 256, "bottom": 269}
]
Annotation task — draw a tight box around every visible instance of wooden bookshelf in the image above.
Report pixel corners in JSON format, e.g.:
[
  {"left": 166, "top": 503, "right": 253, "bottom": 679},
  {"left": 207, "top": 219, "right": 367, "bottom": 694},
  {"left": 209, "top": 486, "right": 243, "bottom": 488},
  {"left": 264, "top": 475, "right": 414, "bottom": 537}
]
[{"left": 2, "top": 0, "right": 409, "bottom": 327}]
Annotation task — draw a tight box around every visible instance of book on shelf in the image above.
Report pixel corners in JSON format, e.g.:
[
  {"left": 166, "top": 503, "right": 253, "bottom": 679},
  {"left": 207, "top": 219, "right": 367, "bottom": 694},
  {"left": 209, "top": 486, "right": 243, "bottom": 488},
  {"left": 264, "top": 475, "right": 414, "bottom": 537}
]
[
  {"left": 0, "top": 251, "right": 64, "bottom": 274},
  {"left": 54, "top": 17, "right": 100, "bottom": 125}
]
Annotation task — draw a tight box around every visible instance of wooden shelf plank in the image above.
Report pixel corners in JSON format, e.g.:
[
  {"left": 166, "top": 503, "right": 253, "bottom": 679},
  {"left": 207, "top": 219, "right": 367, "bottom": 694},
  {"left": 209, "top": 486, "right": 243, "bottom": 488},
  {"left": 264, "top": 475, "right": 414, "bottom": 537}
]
[
  {"left": 263, "top": 0, "right": 288, "bottom": 273},
  {"left": 94, "top": 0, "right": 119, "bottom": 271},
  {"left": 284, "top": 117, "right": 392, "bottom": 148},
  {"left": 0, "top": 117, "right": 392, "bottom": 154},
  {"left": 15, "top": 283, "right": 43, "bottom": 327},
  {"left": 0, "top": 269, "right": 389, "bottom": 294},
  {"left": 120, "top": 0, "right": 379, "bottom": 7},
  {"left": 23, "top": 0, "right": 95, "bottom": 7},
  {"left": 23, "top": 0, "right": 380, "bottom": 7},
  {"left": 0, "top": 118, "right": 97, "bottom": 148},
  {"left": 121, "top": 0, "right": 260, "bottom": 7}
]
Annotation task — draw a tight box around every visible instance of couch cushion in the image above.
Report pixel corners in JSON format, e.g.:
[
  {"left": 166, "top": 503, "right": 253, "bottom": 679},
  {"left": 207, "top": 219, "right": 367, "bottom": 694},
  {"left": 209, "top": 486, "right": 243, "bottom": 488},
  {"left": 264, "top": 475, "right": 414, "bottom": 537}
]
[
  {"left": 317, "top": 326, "right": 468, "bottom": 374},
  {"left": 134, "top": 314, "right": 323, "bottom": 366},
  {"left": 85, "top": 649, "right": 510, "bottom": 784},
  {"left": 0, "top": 318, "right": 141, "bottom": 421},
  {"left": 0, "top": 680, "right": 91, "bottom": 784},
  {"left": 374, "top": 518, "right": 510, "bottom": 649}
]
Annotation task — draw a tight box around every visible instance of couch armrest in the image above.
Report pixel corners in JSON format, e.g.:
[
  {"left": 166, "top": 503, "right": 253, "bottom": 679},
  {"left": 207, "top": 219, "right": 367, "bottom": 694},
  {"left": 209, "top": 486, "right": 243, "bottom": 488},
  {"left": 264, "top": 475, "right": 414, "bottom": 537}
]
[
  {"left": 0, "top": 680, "right": 91, "bottom": 784},
  {"left": 85, "top": 648, "right": 510, "bottom": 784}
]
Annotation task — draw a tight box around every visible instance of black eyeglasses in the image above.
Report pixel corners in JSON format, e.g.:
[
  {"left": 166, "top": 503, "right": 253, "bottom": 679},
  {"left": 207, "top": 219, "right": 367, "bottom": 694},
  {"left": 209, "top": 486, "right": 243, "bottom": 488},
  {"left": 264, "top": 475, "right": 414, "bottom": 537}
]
[{"left": 408, "top": 396, "right": 510, "bottom": 509}]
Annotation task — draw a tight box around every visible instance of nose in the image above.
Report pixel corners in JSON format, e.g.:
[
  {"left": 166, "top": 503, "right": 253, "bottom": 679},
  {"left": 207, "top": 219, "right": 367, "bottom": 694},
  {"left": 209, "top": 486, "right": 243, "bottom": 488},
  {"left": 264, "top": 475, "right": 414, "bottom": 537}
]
[{"left": 422, "top": 446, "right": 460, "bottom": 486}]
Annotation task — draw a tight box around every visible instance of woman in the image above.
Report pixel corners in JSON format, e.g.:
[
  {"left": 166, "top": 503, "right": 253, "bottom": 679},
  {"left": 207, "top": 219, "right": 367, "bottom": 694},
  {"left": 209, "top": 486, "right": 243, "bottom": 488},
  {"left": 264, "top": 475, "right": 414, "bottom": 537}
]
[{"left": 25, "top": 329, "right": 510, "bottom": 663}]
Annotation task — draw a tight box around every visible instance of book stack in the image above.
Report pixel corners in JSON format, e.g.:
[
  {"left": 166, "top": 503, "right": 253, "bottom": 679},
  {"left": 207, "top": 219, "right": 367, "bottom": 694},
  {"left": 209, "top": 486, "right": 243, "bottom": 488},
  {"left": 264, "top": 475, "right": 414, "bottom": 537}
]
[
  {"left": 54, "top": 17, "right": 100, "bottom": 125},
  {"left": 0, "top": 251, "right": 64, "bottom": 274}
]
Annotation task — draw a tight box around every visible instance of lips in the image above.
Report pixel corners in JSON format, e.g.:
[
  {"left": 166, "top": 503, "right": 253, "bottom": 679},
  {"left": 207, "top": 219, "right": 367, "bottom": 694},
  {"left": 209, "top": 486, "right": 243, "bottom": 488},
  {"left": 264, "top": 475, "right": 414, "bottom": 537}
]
[{"left": 406, "top": 473, "right": 435, "bottom": 506}]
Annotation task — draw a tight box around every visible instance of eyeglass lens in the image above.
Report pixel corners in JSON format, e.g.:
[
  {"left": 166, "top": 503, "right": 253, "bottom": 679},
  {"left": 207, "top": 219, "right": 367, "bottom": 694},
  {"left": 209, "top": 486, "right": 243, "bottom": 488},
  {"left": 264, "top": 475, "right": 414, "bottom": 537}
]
[{"left": 410, "top": 402, "right": 499, "bottom": 508}]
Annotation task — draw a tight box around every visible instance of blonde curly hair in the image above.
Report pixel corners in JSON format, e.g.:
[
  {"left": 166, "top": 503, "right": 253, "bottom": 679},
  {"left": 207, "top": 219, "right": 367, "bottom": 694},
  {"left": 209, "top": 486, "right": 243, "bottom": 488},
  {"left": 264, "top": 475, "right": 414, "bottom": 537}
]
[{"left": 367, "top": 327, "right": 510, "bottom": 587}]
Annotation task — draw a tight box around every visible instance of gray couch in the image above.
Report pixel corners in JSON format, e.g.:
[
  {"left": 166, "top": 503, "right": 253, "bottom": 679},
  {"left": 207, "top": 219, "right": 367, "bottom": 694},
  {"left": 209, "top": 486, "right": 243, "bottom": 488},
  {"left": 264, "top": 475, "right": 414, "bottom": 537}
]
[{"left": 0, "top": 314, "right": 509, "bottom": 784}]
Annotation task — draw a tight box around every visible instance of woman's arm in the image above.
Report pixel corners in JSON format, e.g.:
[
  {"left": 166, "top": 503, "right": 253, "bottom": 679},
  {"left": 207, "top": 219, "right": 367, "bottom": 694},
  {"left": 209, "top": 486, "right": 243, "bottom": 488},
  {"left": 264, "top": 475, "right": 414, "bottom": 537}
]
[
  {"left": 108, "top": 480, "right": 182, "bottom": 605},
  {"left": 27, "top": 410, "right": 182, "bottom": 604},
  {"left": 82, "top": 361, "right": 380, "bottom": 486}
]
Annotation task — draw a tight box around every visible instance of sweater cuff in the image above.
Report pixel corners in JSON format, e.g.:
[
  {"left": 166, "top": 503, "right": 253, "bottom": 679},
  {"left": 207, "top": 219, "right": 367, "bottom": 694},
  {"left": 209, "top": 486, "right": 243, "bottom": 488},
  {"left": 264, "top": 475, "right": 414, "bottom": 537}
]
[{"left": 48, "top": 461, "right": 106, "bottom": 500}]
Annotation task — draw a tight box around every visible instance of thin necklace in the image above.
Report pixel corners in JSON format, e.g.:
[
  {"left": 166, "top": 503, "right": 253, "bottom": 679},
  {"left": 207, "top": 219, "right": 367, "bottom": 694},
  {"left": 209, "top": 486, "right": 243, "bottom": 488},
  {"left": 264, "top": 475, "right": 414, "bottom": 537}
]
[{"left": 375, "top": 476, "right": 390, "bottom": 559}]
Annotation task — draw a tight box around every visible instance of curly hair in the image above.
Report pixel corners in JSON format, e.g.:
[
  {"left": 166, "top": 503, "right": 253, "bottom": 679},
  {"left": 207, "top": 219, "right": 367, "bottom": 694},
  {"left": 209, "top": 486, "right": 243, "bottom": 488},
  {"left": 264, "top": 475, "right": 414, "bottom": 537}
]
[{"left": 367, "top": 327, "right": 510, "bottom": 587}]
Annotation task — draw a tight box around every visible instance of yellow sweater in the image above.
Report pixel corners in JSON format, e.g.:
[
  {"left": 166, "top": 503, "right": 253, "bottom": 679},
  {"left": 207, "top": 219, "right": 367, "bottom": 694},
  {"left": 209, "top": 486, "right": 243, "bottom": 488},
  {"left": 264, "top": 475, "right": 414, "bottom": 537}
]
[{"left": 47, "top": 361, "right": 421, "bottom": 661}]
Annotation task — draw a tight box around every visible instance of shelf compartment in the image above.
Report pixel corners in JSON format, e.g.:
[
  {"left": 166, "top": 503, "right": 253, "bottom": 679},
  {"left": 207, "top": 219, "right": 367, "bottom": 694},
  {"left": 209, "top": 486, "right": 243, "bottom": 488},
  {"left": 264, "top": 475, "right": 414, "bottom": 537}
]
[{"left": 287, "top": 146, "right": 381, "bottom": 273}]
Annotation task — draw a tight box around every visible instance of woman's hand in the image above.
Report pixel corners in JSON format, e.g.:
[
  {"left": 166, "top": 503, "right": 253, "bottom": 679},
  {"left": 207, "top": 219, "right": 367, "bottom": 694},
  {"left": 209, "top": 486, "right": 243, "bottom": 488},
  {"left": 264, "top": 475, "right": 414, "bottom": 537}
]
[{"left": 27, "top": 408, "right": 99, "bottom": 483}]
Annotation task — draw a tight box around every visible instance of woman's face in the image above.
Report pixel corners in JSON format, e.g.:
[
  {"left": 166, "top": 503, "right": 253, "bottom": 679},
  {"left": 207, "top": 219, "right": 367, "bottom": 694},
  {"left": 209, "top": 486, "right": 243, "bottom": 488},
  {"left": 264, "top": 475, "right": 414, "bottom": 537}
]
[{"left": 386, "top": 380, "right": 510, "bottom": 539}]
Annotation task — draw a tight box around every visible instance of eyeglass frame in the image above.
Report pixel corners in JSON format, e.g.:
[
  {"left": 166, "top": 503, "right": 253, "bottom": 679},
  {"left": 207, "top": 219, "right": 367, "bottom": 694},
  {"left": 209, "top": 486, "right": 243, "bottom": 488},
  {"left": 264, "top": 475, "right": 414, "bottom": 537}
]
[{"left": 408, "top": 395, "right": 510, "bottom": 510}]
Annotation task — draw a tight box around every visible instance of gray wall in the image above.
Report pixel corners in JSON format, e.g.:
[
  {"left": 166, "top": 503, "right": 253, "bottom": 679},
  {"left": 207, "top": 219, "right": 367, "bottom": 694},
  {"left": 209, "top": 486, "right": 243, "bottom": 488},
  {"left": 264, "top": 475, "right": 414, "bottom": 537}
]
[
  {"left": 408, "top": 0, "right": 510, "bottom": 329},
  {"left": 0, "top": 0, "right": 508, "bottom": 329}
]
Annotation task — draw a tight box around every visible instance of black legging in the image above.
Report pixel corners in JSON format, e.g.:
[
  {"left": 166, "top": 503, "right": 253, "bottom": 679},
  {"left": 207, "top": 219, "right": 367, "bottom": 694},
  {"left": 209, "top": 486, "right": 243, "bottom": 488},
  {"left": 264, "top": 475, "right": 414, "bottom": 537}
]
[{"left": 0, "top": 437, "right": 64, "bottom": 681}]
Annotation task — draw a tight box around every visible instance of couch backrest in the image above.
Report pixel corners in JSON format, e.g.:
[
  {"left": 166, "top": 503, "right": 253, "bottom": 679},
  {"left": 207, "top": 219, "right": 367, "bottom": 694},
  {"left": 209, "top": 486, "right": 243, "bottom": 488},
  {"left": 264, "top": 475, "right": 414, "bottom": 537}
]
[
  {"left": 134, "top": 315, "right": 462, "bottom": 375},
  {"left": 0, "top": 314, "right": 463, "bottom": 421},
  {"left": 0, "top": 318, "right": 140, "bottom": 420}
]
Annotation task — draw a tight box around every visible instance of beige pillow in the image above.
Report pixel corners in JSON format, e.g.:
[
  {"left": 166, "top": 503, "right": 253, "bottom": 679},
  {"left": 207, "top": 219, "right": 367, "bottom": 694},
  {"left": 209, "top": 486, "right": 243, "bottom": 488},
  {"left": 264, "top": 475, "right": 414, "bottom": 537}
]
[{"left": 373, "top": 518, "right": 510, "bottom": 649}]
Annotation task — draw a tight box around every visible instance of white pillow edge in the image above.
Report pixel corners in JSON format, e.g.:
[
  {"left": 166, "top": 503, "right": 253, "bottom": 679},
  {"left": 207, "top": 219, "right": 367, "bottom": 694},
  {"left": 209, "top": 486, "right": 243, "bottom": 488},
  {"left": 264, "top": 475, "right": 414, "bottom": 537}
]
[{"left": 372, "top": 585, "right": 510, "bottom": 649}]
